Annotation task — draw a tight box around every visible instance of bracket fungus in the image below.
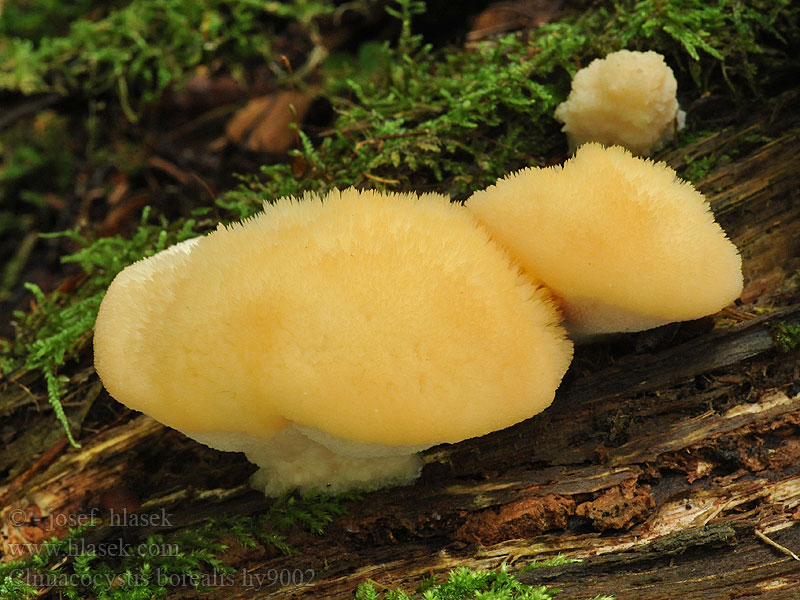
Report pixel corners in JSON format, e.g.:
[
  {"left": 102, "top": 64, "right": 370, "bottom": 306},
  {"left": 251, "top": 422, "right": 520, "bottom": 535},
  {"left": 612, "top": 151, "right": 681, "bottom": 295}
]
[
  {"left": 466, "top": 143, "right": 743, "bottom": 340},
  {"left": 94, "top": 188, "right": 573, "bottom": 496},
  {"left": 554, "top": 50, "right": 686, "bottom": 156}
]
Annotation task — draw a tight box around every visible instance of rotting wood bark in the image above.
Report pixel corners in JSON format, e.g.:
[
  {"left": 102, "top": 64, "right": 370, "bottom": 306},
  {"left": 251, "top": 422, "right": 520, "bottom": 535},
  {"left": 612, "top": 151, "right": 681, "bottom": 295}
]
[{"left": 1, "top": 101, "right": 799, "bottom": 599}]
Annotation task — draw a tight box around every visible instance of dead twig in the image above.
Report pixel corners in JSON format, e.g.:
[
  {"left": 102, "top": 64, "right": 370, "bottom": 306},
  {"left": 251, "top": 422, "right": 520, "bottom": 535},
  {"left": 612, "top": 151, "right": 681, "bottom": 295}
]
[{"left": 755, "top": 527, "right": 800, "bottom": 561}]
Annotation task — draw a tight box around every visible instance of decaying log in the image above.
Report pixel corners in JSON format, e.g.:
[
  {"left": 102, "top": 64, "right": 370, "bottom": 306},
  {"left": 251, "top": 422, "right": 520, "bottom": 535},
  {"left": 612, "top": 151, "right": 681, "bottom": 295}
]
[{"left": 1, "top": 99, "right": 799, "bottom": 599}]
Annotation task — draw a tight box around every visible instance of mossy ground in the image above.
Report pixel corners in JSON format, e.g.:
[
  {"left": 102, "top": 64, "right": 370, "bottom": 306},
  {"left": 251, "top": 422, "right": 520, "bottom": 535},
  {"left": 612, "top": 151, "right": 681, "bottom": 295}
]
[
  {"left": 0, "top": 491, "right": 356, "bottom": 599},
  {"left": 1, "top": 0, "right": 798, "bottom": 598},
  {"left": 354, "top": 559, "right": 613, "bottom": 600}
]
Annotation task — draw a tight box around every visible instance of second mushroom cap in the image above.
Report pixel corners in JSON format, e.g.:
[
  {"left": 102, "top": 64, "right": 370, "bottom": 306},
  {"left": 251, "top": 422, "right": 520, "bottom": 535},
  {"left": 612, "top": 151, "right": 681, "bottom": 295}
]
[{"left": 466, "top": 143, "right": 743, "bottom": 339}]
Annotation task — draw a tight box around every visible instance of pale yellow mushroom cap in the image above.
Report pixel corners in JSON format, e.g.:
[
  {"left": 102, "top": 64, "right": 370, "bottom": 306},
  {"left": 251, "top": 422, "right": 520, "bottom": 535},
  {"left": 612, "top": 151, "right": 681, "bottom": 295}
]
[
  {"left": 94, "top": 188, "right": 572, "bottom": 453},
  {"left": 465, "top": 143, "right": 743, "bottom": 339},
  {"left": 554, "top": 50, "right": 685, "bottom": 156}
]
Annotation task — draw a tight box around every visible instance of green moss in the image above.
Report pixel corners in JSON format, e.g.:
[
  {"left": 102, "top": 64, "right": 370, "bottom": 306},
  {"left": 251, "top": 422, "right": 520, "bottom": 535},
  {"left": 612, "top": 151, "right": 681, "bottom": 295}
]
[
  {"left": 1, "top": 209, "right": 200, "bottom": 445},
  {"left": 354, "top": 562, "right": 613, "bottom": 600},
  {"left": 5, "top": 0, "right": 792, "bottom": 123},
  {"left": 0, "top": 0, "right": 98, "bottom": 41},
  {"left": 680, "top": 147, "right": 740, "bottom": 183},
  {"left": 0, "top": 110, "right": 77, "bottom": 296},
  {"left": 0, "top": 111, "right": 75, "bottom": 193},
  {"left": 214, "top": 489, "right": 359, "bottom": 555},
  {"left": 0, "top": 522, "right": 230, "bottom": 600},
  {"left": 771, "top": 322, "right": 800, "bottom": 353},
  {"left": 519, "top": 555, "right": 582, "bottom": 572},
  {"left": 223, "top": 0, "right": 799, "bottom": 217},
  {"left": 0, "top": 0, "right": 281, "bottom": 120},
  {"left": 0, "top": 491, "right": 356, "bottom": 599},
  {"left": 682, "top": 154, "right": 716, "bottom": 183},
  {"left": 220, "top": 2, "right": 574, "bottom": 215},
  {"left": 556, "top": 0, "right": 798, "bottom": 92}
]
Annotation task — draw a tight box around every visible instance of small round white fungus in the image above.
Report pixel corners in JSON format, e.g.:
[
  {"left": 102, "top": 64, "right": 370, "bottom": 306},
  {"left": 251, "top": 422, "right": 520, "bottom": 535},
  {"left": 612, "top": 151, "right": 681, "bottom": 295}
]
[{"left": 554, "top": 50, "right": 686, "bottom": 156}]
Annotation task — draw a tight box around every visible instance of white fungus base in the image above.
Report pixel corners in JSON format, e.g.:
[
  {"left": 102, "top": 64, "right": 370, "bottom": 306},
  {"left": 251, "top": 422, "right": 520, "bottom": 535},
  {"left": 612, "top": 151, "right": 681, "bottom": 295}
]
[
  {"left": 561, "top": 296, "right": 676, "bottom": 342},
  {"left": 554, "top": 50, "right": 688, "bottom": 156},
  {"left": 565, "top": 108, "right": 685, "bottom": 156},
  {"left": 188, "top": 425, "right": 425, "bottom": 497}
]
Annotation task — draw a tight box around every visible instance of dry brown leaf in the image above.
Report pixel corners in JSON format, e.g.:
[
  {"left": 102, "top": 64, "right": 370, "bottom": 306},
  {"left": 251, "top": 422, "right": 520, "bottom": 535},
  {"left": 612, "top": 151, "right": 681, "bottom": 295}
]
[
  {"left": 225, "top": 90, "right": 316, "bottom": 154},
  {"left": 467, "top": 0, "right": 562, "bottom": 41}
]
